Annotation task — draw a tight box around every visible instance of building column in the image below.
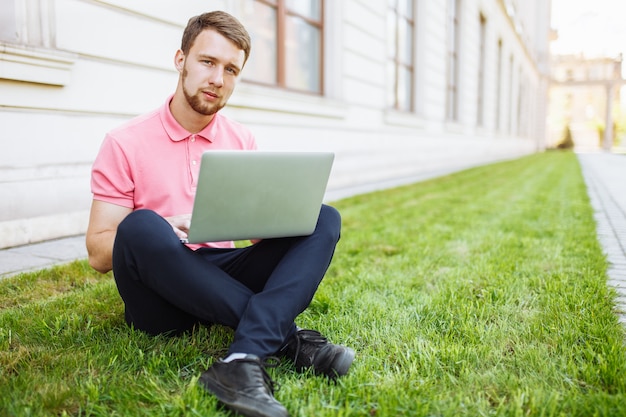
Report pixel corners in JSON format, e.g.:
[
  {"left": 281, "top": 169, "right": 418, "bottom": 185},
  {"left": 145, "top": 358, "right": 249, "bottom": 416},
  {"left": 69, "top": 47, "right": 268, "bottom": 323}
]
[{"left": 603, "top": 82, "right": 614, "bottom": 151}]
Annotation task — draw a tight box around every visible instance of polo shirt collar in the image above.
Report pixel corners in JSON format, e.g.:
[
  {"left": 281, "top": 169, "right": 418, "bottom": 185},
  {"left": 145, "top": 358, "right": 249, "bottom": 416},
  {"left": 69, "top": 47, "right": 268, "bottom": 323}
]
[{"left": 160, "top": 95, "right": 216, "bottom": 143}]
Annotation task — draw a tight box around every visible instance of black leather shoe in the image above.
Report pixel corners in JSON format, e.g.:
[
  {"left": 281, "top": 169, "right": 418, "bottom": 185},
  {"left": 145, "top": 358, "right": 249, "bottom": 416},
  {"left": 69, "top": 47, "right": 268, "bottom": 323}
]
[
  {"left": 279, "top": 329, "right": 355, "bottom": 379},
  {"left": 199, "top": 354, "right": 288, "bottom": 417}
]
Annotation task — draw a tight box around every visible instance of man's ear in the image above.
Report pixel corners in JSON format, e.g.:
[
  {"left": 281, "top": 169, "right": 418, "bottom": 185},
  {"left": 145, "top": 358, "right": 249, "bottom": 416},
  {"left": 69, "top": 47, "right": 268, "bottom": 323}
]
[{"left": 174, "top": 50, "right": 185, "bottom": 73}]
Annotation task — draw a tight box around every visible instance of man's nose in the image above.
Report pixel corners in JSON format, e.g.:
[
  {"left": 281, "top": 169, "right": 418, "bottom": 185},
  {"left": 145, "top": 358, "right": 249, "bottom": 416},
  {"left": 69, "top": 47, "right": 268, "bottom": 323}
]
[{"left": 209, "top": 67, "right": 224, "bottom": 87}]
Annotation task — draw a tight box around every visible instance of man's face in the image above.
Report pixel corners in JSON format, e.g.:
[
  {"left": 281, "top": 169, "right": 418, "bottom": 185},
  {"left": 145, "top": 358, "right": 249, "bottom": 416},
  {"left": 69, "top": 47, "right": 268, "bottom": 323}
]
[{"left": 178, "top": 29, "right": 245, "bottom": 116}]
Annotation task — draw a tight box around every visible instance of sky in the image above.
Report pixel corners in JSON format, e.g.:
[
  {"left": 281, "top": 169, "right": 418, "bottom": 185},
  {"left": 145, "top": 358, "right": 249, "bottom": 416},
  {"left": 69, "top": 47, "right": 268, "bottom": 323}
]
[{"left": 550, "top": 0, "right": 626, "bottom": 58}]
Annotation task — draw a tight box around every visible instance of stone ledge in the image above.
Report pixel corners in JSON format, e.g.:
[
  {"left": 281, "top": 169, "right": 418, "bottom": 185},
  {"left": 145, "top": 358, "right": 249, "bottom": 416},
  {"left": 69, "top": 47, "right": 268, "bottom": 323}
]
[{"left": 0, "top": 42, "right": 77, "bottom": 86}]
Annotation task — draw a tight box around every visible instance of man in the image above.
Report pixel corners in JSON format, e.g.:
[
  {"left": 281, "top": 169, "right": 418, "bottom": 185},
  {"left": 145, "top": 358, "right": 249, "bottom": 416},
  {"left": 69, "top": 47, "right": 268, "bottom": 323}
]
[{"left": 86, "top": 10, "right": 354, "bottom": 417}]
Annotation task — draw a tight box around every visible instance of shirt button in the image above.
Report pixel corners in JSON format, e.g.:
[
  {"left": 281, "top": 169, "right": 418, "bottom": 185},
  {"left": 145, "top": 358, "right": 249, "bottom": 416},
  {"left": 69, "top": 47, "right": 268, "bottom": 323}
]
[
  {"left": 192, "top": 160, "right": 197, "bottom": 165},
  {"left": 191, "top": 135, "right": 196, "bottom": 142}
]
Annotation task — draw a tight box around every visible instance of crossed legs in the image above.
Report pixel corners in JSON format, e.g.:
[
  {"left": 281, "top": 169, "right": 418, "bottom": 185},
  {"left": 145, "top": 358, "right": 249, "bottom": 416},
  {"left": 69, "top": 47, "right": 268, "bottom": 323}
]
[{"left": 111, "top": 205, "right": 341, "bottom": 357}]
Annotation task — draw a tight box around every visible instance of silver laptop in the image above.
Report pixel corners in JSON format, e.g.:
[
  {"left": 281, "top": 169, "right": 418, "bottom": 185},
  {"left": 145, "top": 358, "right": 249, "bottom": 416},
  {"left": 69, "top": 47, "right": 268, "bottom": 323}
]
[{"left": 186, "top": 150, "right": 335, "bottom": 243}]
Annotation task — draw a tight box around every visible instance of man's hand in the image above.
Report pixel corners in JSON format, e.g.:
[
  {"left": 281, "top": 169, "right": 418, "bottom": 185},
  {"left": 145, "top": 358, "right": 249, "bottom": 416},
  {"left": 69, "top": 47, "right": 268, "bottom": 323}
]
[{"left": 165, "top": 214, "right": 191, "bottom": 241}]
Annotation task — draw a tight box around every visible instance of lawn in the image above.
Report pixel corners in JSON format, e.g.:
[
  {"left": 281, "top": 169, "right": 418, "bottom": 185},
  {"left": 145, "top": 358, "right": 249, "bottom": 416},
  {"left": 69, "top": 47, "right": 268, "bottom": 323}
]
[{"left": 1, "top": 151, "right": 625, "bottom": 416}]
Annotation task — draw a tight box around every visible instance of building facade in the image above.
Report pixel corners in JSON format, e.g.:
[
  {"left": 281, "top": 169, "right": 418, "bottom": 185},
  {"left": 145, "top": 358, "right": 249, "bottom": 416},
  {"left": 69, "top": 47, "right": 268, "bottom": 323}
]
[
  {"left": 548, "top": 54, "right": 624, "bottom": 150},
  {"left": 0, "top": 0, "right": 552, "bottom": 248}
]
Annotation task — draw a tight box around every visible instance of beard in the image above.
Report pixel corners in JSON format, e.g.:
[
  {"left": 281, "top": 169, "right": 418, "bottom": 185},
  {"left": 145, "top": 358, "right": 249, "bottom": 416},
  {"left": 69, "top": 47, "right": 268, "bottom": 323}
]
[{"left": 182, "top": 67, "right": 225, "bottom": 116}]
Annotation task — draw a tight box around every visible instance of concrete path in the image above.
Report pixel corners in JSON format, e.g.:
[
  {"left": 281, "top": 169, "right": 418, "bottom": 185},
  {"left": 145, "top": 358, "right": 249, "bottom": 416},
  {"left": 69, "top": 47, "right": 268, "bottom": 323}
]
[
  {"left": 2, "top": 152, "right": 625, "bottom": 330},
  {"left": 0, "top": 234, "right": 88, "bottom": 277},
  {"left": 577, "top": 152, "right": 626, "bottom": 324}
]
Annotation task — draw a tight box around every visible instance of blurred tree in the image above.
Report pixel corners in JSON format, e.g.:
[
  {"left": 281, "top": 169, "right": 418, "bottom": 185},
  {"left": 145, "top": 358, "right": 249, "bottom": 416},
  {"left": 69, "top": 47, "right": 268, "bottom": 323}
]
[{"left": 557, "top": 124, "right": 574, "bottom": 149}]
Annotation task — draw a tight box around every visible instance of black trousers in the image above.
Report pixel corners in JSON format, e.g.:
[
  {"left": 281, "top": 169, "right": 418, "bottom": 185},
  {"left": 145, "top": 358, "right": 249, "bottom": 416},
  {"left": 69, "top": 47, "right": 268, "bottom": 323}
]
[{"left": 111, "top": 205, "right": 341, "bottom": 358}]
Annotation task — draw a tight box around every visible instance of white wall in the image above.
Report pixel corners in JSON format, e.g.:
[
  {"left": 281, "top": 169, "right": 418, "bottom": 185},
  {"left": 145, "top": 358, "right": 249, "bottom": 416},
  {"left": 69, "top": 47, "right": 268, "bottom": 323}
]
[{"left": 0, "top": 0, "right": 550, "bottom": 248}]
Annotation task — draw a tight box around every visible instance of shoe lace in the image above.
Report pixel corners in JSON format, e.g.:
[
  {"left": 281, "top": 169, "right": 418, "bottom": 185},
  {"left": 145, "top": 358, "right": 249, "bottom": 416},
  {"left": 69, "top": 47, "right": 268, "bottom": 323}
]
[
  {"left": 291, "top": 329, "right": 328, "bottom": 365},
  {"left": 240, "top": 356, "right": 281, "bottom": 394}
]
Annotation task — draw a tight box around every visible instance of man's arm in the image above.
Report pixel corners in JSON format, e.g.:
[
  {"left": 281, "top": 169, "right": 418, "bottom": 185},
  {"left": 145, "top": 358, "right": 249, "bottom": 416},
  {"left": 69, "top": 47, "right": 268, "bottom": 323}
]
[
  {"left": 86, "top": 200, "right": 194, "bottom": 273},
  {"left": 86, "top": 199, "right": 132, "bottom": 274}
]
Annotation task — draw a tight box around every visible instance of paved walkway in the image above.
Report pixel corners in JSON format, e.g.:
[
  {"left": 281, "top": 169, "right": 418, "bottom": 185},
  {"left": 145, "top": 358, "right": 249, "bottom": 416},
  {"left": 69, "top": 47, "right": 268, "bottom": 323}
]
[
  {"left": 577, "top": 152, "right": 626, "bottom": 323},
  {"left": 1, "top": 153, "right": 625, "bottom": 327},
  {"left": 0, "top": 234, "right": 87, "bottom": 277}
]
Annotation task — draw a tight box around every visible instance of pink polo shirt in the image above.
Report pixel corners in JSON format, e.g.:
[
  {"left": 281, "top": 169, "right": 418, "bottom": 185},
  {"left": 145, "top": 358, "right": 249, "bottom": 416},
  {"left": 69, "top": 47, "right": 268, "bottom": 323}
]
[{"left": 91, "top": 95, "right": 257, "bottom": 248}]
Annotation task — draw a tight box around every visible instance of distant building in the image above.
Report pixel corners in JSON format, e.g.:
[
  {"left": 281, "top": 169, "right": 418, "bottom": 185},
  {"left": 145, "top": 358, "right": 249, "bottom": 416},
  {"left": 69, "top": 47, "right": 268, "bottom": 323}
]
[
  {"left": 0, "top": 0, "right": 552, "bottom": 248},
  {"left": 548, "top": 53, "right": 624, "bottom": 150}
]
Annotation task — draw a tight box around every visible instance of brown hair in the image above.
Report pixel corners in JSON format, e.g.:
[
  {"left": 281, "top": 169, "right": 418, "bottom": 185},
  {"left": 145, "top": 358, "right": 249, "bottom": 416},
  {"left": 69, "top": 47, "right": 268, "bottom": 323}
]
[{"left": 181, "top": 11, "right": 251, "bottom": 66}]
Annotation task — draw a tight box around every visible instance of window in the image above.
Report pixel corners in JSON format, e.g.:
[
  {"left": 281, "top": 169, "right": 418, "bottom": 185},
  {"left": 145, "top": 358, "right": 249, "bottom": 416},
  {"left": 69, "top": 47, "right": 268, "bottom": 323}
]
[
  {"left": 477, "top": 13, "right": 487, "bottom": 126},
  {"left": 387, "top": 0, "right": 415, "bottom": 112},
  {"left": 0, "top": 0, "right": 75, "bottom": 86},
  {"left": 241, "top": 0, "right": 323, "bottom": 94},
  {"left": 0, "top": 0, "right": 54, "bottom": 47},
  {"left": 446, "top": 0, "right": 461, "bottom": 121},
  {"left": 508, "top": 54, "right": 514, "bottom": 133},
  {"left": 496, "top": 39, "right": 503, "bottom": 131},
  {"left": 517, "top": 70, "right": 525, "bottom": 136}
]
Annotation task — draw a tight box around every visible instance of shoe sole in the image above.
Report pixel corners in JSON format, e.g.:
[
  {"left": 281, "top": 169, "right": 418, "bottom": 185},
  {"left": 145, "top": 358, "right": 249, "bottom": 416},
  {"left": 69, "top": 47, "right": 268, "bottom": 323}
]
[{"left": 198, "top": 374, "right": 288, "bottom": 417}]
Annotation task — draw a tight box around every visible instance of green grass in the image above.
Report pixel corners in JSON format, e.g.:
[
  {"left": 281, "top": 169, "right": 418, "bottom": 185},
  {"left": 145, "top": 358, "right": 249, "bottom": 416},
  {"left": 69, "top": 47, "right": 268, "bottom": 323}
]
[{"left": 1, "top": 151, "right": 625, "bottom": 416}]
